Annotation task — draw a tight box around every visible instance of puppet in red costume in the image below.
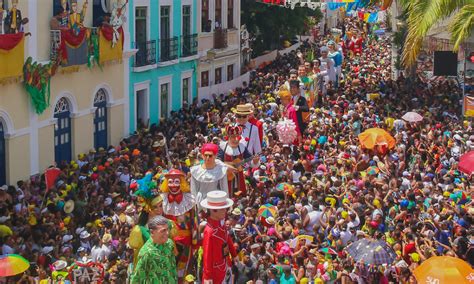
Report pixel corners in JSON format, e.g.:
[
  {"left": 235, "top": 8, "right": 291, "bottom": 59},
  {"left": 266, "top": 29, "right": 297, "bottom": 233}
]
[
  {"left": 349, "top": 31, "right": 363, "bottom": 56},
  {"left": 218, "top": 125, "right": 260, "bottom": 197},
  {"left": 160, "top": 169, "right": 196, "bottom": 281},
  {"left": 200, "top": 191, "right": 237, "bottom": 284}
]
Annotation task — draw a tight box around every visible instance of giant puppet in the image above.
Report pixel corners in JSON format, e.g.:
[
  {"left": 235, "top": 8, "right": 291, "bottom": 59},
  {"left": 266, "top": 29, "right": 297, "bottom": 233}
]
[{"left": 160, "top": 169, "right": 196, "bottom": 280}]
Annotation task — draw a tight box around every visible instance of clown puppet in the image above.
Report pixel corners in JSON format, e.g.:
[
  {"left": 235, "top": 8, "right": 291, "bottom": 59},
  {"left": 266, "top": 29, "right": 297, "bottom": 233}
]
[
  {"left": 200, "top": 191, "right": 237, "bottom": 284},
  {"left": 160, "top": 169, "right": 196, "bottom": 281},
  {"left": 218, "top": 124, "right": 260, "bottom": 197}
]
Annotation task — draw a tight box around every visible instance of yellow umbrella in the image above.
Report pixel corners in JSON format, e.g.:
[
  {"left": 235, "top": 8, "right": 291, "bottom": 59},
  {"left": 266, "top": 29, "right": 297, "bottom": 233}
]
[
  {"left": 358, "top": 128, "right": 396, "bottom": 150},
  {"left": 413, "top": 256, "right": 473, "bottom": 284}
]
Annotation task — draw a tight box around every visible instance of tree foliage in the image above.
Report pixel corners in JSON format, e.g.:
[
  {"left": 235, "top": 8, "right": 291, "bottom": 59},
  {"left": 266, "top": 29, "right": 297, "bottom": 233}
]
[{"left": 241, "top": 1, "right": 323, "bottom": 56}]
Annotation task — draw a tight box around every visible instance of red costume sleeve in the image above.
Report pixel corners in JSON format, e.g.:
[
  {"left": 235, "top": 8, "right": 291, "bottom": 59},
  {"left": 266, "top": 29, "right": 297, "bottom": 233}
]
[
  {"left": 249, "top": 117, "right": 264, "bottom": 145},
  {"left": 202, "top": 227, "right": 214, "bottom": 281},
  {"left": 287, "top": 106, "right": 301, "bottom": 136}
]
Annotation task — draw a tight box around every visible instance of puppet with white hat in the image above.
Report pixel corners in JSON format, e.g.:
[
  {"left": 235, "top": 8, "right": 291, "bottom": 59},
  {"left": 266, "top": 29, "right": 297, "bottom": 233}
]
[{"left": 201, "top": 190, "right": 237, "bottom": 284}]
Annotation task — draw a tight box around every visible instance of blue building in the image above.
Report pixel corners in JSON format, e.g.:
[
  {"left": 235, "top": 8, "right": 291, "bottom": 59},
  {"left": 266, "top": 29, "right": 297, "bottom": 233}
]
[{"left": 128, "top": 0, "right": 199, "bottom": 132}]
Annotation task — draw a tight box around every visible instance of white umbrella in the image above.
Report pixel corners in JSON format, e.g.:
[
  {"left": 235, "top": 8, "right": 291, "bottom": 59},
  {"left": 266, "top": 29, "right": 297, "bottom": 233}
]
[{"left": 402, "top": 112, "right": 423, "bottom": 122}]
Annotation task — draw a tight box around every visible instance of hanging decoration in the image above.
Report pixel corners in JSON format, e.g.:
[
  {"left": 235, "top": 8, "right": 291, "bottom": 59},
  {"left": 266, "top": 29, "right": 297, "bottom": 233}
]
[
  {"left": 98, "top": 25, "right": 123, "bottom": 64},
  {"left": 59, "top": 27, "right": 89, "bottom": 67},
  {"left": 23, "top": 50, "right": 62, "bottom": 115},
  {"left": 0, "top": 32, "right": 25, "bottom": 84}
]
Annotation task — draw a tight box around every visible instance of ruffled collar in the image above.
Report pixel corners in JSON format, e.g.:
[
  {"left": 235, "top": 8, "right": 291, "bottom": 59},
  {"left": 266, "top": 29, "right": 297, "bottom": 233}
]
[
  {"left": 162, "top": 192, "right": 195, "bottom": 216},
  {"left": 219, "top": 141, "right": 247, "bottom": 157},
  {"left": 190, "top": 160, "right": 227, "bottom": 182}
]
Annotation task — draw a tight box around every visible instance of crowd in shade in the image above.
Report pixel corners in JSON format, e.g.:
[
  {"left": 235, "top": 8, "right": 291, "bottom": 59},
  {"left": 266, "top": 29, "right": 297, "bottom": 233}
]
[{"left": 0, "top": 16, "right": 473, "bottom": 284}]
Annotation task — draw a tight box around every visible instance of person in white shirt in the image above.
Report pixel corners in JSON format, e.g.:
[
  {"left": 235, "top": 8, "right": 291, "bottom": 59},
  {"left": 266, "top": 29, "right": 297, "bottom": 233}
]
[
  {"left": 233, "top": 104, "right": 262, "bottom": 155},
  {"left": 319, "top": 46, "right": 336, "bottom": 95}
]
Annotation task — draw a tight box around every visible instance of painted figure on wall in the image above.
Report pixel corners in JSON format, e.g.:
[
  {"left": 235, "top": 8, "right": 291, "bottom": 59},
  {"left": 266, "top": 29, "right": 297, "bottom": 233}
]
[
  {"left": 4, "top": 0, "right": 28, "bottom": 34},
  {"left": 110, "top": 0, "right": 127, "bottom": 47},
  {"left": 55, "top": 0, "right": 70, "bottom": 28},
  {"left": 69, "top": 0, "right": 88, "bottom": 35},
  {"left": 0, "top": 0, "right": 7, "bottom": 34}
]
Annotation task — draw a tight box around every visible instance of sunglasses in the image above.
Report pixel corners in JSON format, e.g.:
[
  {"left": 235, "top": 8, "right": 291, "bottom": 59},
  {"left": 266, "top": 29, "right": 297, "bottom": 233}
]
[
  {"left": 236, "top": 115, "right": 248, "bottom": 118},
  {"left": 204, "top": 154, "right": 215, "bottom": 158}
]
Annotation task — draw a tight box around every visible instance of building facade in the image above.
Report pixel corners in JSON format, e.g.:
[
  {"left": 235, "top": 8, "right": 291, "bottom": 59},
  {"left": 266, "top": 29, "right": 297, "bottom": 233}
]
[
  {"left": 196, "top": 0, "right": 241, "bottom": 98},
  {"left": 128, "top": 0, "right": 199, "bottom": 133},
  {"left": 0, "top": 0, "right": 129, "bottom": 184}
]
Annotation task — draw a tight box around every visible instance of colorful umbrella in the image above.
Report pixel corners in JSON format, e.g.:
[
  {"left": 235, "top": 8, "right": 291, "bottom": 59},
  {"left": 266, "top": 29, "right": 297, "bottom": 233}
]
[
  {"left": 459, "top": 151, "right": 474, "bottom": 175},
  {"left": 413, "top": 256, "right": 473, "bottom": 284},
  {"left": 0, "top": 254, "right": 30, "bottom": 277},
  {"left": 289, "top": 235, "right": 314, "bottom": 248},
  {"left": 402, "top": 111, "right": 423, "bottom": 122},
  {"left": 276, "top": 183, "right": 294, "bottom": 193},
  {"left": 257, "top": 204, "right": 277, "bottom": 218},
  {"left": 345, "top": 239, "right": 397, "bottom": 265},
  {"left": 358, "top": 128, "right": 396, "bottom": 150},
  {"left": 319, "top": 247, "right": 337, "bottom": 255},
  {"left": 367, "top": 166, "right": 380, "bottom": 175}
]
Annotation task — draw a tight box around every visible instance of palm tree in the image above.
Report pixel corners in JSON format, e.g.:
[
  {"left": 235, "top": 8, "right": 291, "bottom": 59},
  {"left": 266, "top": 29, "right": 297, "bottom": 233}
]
[{"left": 399, "top": 0, "right": 474, "bottom": 68}]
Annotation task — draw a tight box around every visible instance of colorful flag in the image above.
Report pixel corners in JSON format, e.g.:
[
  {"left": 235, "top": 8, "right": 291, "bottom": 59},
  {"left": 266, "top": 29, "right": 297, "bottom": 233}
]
[{"left": 45, "top": 167, "right": 61, "bottom": 191}]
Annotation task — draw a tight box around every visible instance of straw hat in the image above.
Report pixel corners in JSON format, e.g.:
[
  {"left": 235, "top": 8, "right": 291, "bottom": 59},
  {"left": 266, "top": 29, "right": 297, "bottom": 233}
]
[
  {"left": 200, "top": 191, "right": 234, "bottom": 209},
  {"left": 63, "top": 200, "right": 75, "bottom": 214},
  {"left": 233, "top": 104, "right": 253, "bottom": 115},
  {"left": 53, "top": 260, "right": 68, "bottom": 270}
]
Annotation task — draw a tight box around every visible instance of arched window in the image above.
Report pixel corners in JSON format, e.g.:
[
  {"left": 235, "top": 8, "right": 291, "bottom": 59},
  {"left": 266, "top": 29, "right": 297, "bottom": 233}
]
[
  {"left": 93, "top": 88, "right": 108, "bottom": 149},
  {"left": 54, "top": 98, "right": 72, "bottom": 164}
]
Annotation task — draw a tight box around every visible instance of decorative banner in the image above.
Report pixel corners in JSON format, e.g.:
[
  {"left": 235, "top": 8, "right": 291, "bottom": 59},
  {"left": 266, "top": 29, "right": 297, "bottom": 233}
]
[
  {"left": 0, "top": 33, "right": 25, "bottom": 83},
  {"left": 99, "top": 26, "right": 124, "bottom": 64},
  {"left": 465, "top": 95, "right": 474, "bottom": 117},
  {"left": 23, "top": 52, "right": 62, "bottom": 114},
  {"left": 60, "top": 28, "right": 89, "bottom": 66},
  {"left": 67, "top": 261, "right": 105, "bottom": 284}
]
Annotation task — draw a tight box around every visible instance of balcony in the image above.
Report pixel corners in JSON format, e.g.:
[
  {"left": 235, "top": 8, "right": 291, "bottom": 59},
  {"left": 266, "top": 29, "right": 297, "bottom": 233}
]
[
  {"left": 181, "top": 34, "right": 198, "bottom": 57},
  {"left": 214, "top": 28, "right": 228, "bottom": 49},
  {"left": 134, "top": 40, "right": 157, "bottom": 67},
  {"left": 159, "top": 37, "right": 178, "bottom": 62}
]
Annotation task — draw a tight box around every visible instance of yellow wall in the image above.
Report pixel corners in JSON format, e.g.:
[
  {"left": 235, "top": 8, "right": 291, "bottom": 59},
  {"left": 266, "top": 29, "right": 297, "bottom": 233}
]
[
  {"left": 0, "top": 82, "right": 30, "bottom": 130},
  {"left": 6, "top": 134, "right": 30, "bottom": 183},
  {"left": 71, "top": 112, "right": 94, "bottom": 159},
  {"left": 38, "top": 124, "right": 55, "bottom": 171},
  {"left": 109, "top": 104, "right": 124, "bottom": 145}
]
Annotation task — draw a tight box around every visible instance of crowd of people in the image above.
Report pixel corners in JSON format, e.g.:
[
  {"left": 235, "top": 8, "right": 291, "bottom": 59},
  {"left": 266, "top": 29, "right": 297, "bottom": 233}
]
[{"left": 0, "top": 15, "right": 472, "bottom": 284}]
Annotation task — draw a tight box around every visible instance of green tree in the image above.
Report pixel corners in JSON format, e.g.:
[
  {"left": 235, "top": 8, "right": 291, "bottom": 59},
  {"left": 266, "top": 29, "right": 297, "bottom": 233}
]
[
  {"left": 399, "top": 0, "right": 474, "bottom": 68},
  {"left": 241, "top": 1, "right": 322, "bottom": 56}
]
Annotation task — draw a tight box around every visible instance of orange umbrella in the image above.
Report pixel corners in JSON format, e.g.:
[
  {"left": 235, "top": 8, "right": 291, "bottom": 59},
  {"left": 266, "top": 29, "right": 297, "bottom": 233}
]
[
  {"left": 358, "top": 128, "right": 396, "bottom": 150},
  {"left": 413, "top": 256, "right": 474, "bottom": 284}
]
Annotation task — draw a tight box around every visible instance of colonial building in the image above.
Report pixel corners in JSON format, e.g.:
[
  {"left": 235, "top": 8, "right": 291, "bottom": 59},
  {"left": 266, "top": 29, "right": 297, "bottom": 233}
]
[
  {"left": 0, "top": 0, "right": 129, "bottom": 184},
  {"left": 196, "top": 0, "right": 241, "bottom": 97},
  {"left": 128, "top": 0, "right": 199, "bottom": 133}
]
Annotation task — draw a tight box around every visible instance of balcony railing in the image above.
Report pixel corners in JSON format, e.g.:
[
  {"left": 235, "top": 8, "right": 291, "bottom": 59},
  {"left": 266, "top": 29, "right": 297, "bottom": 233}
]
[
  {"left": 159, "top": 37, "right": 179, "bottom": 62},
  {"left": 181, "top": 34, "right": 198, "bottom": 57},
  {"left": 134, "top": 40, "right": 157, "bottom": 67},
  {"left": 214, "top": 28, "right": 228, "bottom": 49}
]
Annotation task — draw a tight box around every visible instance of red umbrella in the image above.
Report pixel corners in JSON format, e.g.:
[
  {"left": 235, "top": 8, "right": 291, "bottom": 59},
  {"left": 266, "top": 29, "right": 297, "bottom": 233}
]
[{"left": 459, "top": 151, "right": 474, "bottom": 175}]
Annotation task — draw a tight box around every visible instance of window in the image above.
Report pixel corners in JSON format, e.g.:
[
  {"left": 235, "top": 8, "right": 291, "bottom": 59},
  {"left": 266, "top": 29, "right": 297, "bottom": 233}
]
[
  {"left": 202, "top": 0, "right": 210, "bottom": 32},
  {"left": 183, "top": 5, "right": 191, "bottom": 36},
  {"left": 135, "top": 7, "right": 147, "bottom": 43},
  {"left": 215, "top": 0, "right": 222, "bottom": 29},
  {"left": 201, "top": 71, "right": 209, "bottom": 87},
  {"left": 160, "top": 83, "right": 169, "bottom": 118},
  {"left": 160, "top": 6, "right": 170, "bottom": 39},
  {"left": 182, "top": 77, "right": 190, "bottom": 106},
  {"left": 215, "top": 67, "right": 222, "bottom": 84},
  {"left": 227, "top": 64, "right": 234, "bottom": 81},
  {"left": 227, "top": 0, "right": 234, "bottom": 29}
]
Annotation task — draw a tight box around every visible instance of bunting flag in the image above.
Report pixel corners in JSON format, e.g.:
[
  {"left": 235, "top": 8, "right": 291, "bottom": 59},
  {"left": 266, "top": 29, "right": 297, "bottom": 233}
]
[
  {"left": 98, "top": 26, "right": 124, "bottom": 64},
  {"left": 465, "top": 95, "right": 474, "bottom": 117},
  {"left": 0, "top": 32, "right": 25, "bottom": 83},
  {"left": 364, "top": 12, "right": 379, "bottom": 23}
]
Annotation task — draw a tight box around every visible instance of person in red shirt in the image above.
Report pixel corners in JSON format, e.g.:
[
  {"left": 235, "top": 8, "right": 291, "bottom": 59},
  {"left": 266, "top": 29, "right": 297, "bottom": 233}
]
[
  {"left": 246, "top": 103, "right": 264, "bottom": 146},
  {"left": 201, "top": 191, "right": 237, "bottom": 284}
]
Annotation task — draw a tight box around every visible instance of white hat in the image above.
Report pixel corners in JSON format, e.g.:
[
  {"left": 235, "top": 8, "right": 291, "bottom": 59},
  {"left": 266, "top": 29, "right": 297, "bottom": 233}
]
[
  {"left": 200, "top": 191, "right": 234, "bottom": 209},
  {"left": 77, "top": 246, "right": 86, "bottom": 253},
  {"left": 0, "top": 216, "right": 10, "bottom": 223},
  {"left": 42, "top": 246, "right": 54, "bottom": 254},
  {"left": 53, "top": 260, "right": 68, "bottom": 270},
  {"left": 62, "top": 234, "right": 73, "bottom": 243},
  {"left": 80, "top": 231, "right": 90, "bottom": 239},
  {"left": 104, "top": 197, "right": 112, "bottom": 206},
  {"left": 0, "top": 185, "right": 7, "bottom": 191},
  {"left": 234, "top": 224, "right": 243, "bottom": 231},
  {"left": 75, "top": 227, "right": 85, "bottom": 235}
]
